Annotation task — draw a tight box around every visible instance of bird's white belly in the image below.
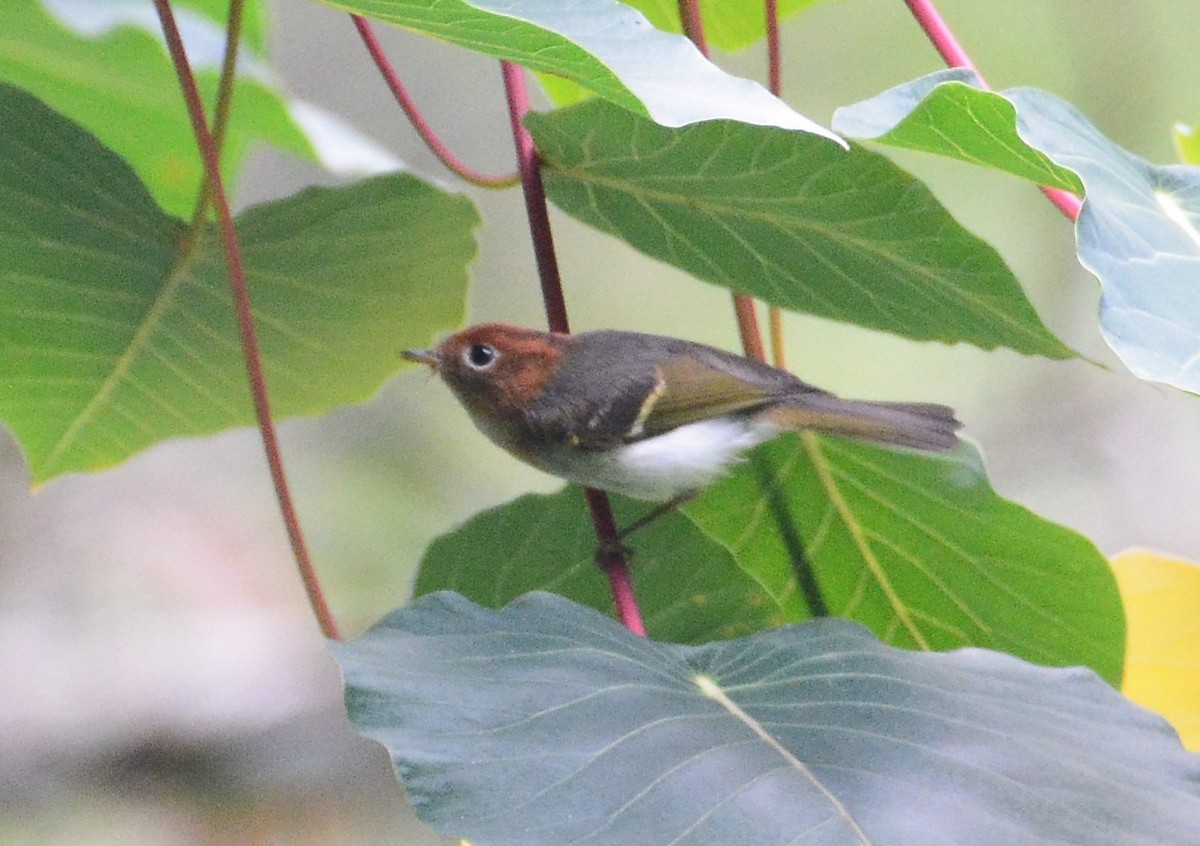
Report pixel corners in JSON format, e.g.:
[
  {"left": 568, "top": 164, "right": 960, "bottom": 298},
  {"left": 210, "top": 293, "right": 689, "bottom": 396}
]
[{"left": 535, "top": 417, "right": 781, "bottom": 501}]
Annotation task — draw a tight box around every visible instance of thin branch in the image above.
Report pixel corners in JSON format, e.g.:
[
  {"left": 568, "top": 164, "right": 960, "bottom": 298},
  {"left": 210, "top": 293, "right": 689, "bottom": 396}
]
[
  {"left": 732, "top": 295, "right": 767, "bottom": 362},
  {"left": 153, "top": 0, "right": 341, "bottom": 641},
  {"left": 902, "top": 0, "right": 982, "bottom": 76},
  {"left": 765, "top": 0, "right": 782, "bottom": 96},
  {"left": 764, "top": 0, "right": 786, "bottom": 369},
  {"left": 353, "top": 16, "right": 520, "bottom": 189},
  {"left": 768, "top": 306, "right": 787, "bottom": 370},
  {"left": 584, "top": 490, "right": 648, "bottom": 637},
  {"left": 501, "top": 62, "right": 571, "bottom": 335},
  {"left": 677, "top": 0, "right": 768, "bottom": 360},
  {"left": 677, "top": 0, "right": 710, "bottom": 55},
  {"left": 903, "top": 0, "right": 1082, "bottom": 221},
  {"left": 500, "top": 61, "right": 647, "bottom": 637},
  {"left": 188, "top": 0, "right": 244, "bottom": 228}
]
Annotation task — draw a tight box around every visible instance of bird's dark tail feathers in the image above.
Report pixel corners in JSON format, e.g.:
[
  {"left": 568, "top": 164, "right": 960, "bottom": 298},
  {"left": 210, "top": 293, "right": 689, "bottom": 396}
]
[{"left": 760, "top": 395, "right": 962, "bottom": 452}]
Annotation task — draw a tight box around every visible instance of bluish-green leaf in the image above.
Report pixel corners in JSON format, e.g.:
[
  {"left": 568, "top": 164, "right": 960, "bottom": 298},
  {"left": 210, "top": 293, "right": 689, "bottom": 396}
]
[{"left": 335, "top": 592, "right": 1200, "bottom": 846}]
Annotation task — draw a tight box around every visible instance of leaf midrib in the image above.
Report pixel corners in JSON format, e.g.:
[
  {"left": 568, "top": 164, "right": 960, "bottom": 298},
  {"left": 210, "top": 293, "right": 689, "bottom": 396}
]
[
  {"left": 801, "top": 433, "right": 930, "bottom": 649},
  {"left": 545, "top": 159, "right": 1065, "bottom": 353},
  {"left": 42, "top": 223, "right": 203, "bottom": 473}
]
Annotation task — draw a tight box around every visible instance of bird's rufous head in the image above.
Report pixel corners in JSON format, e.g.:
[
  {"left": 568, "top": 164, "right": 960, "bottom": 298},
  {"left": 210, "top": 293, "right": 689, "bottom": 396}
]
[{"left": 403, "top": 323, "right": 571, "bottom": 424}]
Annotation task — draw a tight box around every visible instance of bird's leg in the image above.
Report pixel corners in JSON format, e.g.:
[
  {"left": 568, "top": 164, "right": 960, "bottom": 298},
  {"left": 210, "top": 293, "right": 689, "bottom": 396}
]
[
  {"left": 594, "top": 492, "right": 698, "bottom": 565},
  {"left": 616, "top": 494, "right": 693, "bottom": 540}
]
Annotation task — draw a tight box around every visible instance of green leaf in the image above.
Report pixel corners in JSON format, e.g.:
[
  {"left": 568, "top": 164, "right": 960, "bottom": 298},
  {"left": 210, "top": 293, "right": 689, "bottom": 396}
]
[
  {"left": 528, "top": 100, "right": 1070, "bottom": 357},
  {"left": 835, "top": 69, "right": 1200, "bottom": 394},
  {"left": 0, "top": 83, "right": 476, "bottom": 483},
  {"left": 1, "top": 0, "right": 315, "bottom": 217},
  {"left": 624, "top": 0, "right": 826, "bottom": 52},
  {"left": 414, "top": 488, "right": 786, "bottom": 644},
  {"left": 411, "top": 435, "right": 1121, "bottom": 681},
  {"left": 831, "top": 69, "right": 1082, "bottom": 193},
  {"left": 315, "top": 0, "right": 840, "bottom": 139},
  {"left": 686, "top": 435, "right": 1124, "bottom": 684},
  {"left": 335, "top": 592, "right": 1200, "bottom": 846}
]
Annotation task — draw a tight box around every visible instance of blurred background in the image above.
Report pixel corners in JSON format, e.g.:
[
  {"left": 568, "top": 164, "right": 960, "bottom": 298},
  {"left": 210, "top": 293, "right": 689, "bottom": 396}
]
[{"left": 3, "top": 0, "right": 1200, "bottom": 842}]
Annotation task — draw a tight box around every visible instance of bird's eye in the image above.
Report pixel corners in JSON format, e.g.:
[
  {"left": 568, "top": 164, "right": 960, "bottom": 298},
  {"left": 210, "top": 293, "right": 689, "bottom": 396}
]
[{"left": 464, "top": 343, "right": 499, "bottom": 370}]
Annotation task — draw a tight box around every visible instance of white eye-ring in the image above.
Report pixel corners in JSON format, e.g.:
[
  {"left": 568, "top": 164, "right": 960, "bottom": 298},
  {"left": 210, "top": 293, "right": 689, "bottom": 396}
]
[{"left": 464, "top": 343, "right": 499, "bottom": 370}]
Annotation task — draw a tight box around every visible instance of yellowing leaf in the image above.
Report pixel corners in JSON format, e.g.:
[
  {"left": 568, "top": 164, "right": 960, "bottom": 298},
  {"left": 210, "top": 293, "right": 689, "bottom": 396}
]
[{"left": 1111, "top": 549, "right": 1200, "bottom": 750}]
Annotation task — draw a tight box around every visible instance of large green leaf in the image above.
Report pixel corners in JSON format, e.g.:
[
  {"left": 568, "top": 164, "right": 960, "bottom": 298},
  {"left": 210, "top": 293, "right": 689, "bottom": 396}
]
[
  {"left": 414, "top": 488, "right": 786, "bottom": 644},
  {"left": 834, "top": 69, "right": 1200, "bottom": 394},
  {"left": 411, "top": 431, "right": 1121, "bottom": 682},
  {"left": 684, "top": 435, "right": 1124, "bottom": 684},
  {"left": 0, "top": 83, "right": 476, "bottom": 483},
  {"left": 1, "top": 0, "right": 314, "bottom": 217},
  {"left": 335, "top": 592, "right": 1200, "bottom": 846},
  {"left": 528, "top": 99, "right": 1070, "bottom": 357},
  {"left": 314, "top": 0, "right": 840, "bottom": 139}
]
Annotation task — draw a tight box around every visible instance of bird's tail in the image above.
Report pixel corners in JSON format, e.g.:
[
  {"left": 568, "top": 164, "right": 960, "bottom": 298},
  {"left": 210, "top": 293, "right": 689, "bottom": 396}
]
[{"left": 759, "top": 395, "right": 961, "bottom": 452}]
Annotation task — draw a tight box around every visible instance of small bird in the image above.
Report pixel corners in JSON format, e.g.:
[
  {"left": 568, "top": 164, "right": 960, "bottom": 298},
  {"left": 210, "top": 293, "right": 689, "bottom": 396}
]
[{"left": 403, "top": 323, "right": 961, "bottom": 511}]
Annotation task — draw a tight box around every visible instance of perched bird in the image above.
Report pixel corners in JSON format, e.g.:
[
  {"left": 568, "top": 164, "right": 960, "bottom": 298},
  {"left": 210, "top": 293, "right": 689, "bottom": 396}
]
[{"left": 403, "top": 323, "right": 961, "bottom": 509}]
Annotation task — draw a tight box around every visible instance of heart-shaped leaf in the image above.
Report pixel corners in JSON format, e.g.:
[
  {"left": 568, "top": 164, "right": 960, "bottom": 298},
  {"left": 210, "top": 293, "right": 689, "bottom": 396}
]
[
  {"left": 0, "top": 83, "right": 476, "bottom": 482},
  {"left": 316, "top": 0, "right": 839, "bottom": 138},
  {"left": 414, "top": 488, "right": 786, "bottom": 644},
  {"left": 335, "top": 592, "right": 1200, "bottom": 846},
  {"left": 834, "top": 69, "right": 1200, "bottom": 394},
  {"left": 528, "top": 99, "right": 1070, "bottom": 357}
]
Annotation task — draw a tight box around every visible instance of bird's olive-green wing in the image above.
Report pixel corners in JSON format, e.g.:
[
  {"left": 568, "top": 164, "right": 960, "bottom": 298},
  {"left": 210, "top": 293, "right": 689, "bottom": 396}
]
[{"left": 635, "top": 355, "right": 792, "bottom": 437}]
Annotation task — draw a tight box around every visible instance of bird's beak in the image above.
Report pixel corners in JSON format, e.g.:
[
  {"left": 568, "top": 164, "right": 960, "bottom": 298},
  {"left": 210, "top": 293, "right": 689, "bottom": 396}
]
[{"left": 402, "top": 347, "right": 440, "bottom": 368}]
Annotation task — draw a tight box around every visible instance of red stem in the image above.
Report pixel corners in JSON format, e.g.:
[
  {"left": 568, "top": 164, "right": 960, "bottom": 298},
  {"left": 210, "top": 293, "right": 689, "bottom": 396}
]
[
  {"left": 903, "top": 0, "right": 1082, "bottom": 222},
  {"left": 765, "top": 0, "right": 782, "bottom": 96},
  {"left": 733, "top": 295, "right": 767, "bottom": 362},
  {"left": 584, "top": 490, "right": 648, "bottom": 636},
  {"left": 501, "top": 62, "right": 571, "bottom": 334},
  {"left": 677, "top": 0, "right": 710, "bottom": 55},
  {"left": 500, "top": 61, "right": 647, "bottom": 636},
  {"left": 902, "top": 0, "right": 981, "bottom": 76},
  {"left": 763, "top": 0, "right": 787, "bottom": 367},
  {"left": 153, "top": 0, "right": 341, "bottom": 641},
  {"left": 352, "top": 16, "right": 519, "bottom": 189},
  {"left": 1039, "top": 186, "right": 1083, "bottom": 219},
  {"left": 189, "top": 0, "right": 243, "bottom": 227},
  {"left": 676, "top": 1, "right": 768, "bottom": 360}
]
